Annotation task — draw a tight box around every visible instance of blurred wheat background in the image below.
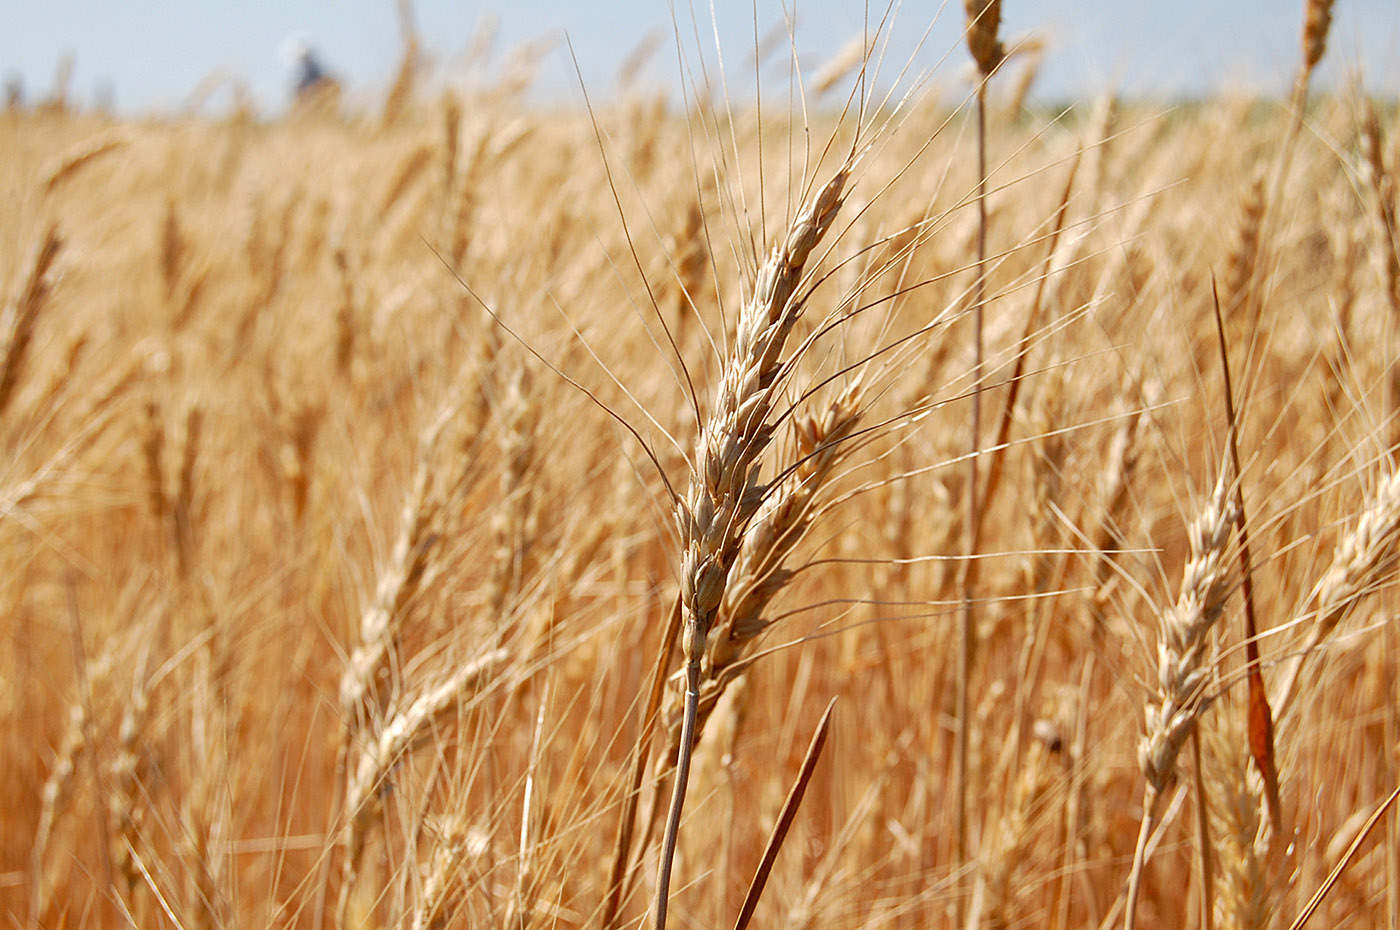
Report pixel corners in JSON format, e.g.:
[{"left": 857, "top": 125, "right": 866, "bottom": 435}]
[{"left": 5, "top": 1, "right": 1400, "bottom": 928}]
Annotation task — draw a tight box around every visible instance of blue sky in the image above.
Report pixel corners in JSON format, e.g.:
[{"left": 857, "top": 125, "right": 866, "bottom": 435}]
[{"left": 1, "top": 1, "right": 1397, "bottom": 114}]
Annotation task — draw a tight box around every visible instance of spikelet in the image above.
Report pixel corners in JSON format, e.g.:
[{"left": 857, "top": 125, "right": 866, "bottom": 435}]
[
  {"left": 440, "top": 92, "right": 462, "bottom": 194},
  {"left": 30, "top": 651, "right": 116, "bottom": 924},
  {"left": 141, "top": 399, "right": 168, "bottom": 527},
  {"left": 379, "top": 143, "right": 435, "bottom": 218},
  {"left": 1087, "top": 383, "right": 1153, "bottom": 637},
  {"left": 668, "top": 196, "right": 707, "bottom": 347},
  {"left": 160, "top": 197, "right": 185, "bottom": 300},
  {"left": 1083, "top": 92, "right": 1118, "bottom": 214},
  {"left": 408, "top": 815, "right": 483, "bottom": 930},
  {"left": 1004, "top": 36, "right": 1046, "bottom": 117},
  {"left": 486, "top": 367, "right": 539, "bottom": 615},
  {"left": 965, "top": 740, "right": 1054, "bottom": 930},
  {"left": 1026, "top": 382, "right": 1067, "bottom": 598},
  {"left": 108, "top": 637, "right": 158, "bottom": 901},
  {"left": 381, "top": 0, "right": 421, "bottom": 128},
  {"left": 339, "top": 443, "right": 439, "bottom": 734},
  {"left": 331, "top": 238, "right": 359, "bottom": 376},
  {"left": 710, "top": 382, "right": 864, "bottom": 671},
  {"left": 29, "top": 700, "right": 88, "bottom": 919},
  {"left": 171, "top": 407, "right": 202, "bottom": 578}
]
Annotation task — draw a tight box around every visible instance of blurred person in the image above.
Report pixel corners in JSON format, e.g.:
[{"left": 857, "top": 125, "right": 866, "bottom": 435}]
[
  {"left": 279, "top": 34, "right": 340, "bottom": 111},
  {"left": 4, "top": 74, "right": 22, "bottom": 111}
]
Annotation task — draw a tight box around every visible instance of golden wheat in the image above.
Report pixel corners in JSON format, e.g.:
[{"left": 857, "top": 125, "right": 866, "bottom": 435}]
[{"left": 7, "top": 6, "right": 1400, "bottom": 929}]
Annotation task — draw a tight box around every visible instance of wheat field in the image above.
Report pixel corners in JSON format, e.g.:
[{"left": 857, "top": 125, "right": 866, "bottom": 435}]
[{"left": 5, "top": 2, "right": 1400, "bottom": 928}]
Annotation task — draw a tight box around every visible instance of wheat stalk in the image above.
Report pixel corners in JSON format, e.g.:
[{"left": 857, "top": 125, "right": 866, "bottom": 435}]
[{"left": 957, "top": 0, "right": 1006, "bottom": 896}]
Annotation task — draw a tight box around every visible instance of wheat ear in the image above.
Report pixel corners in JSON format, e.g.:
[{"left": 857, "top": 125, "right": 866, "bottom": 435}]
[
  {"left": 963, "top": 0, "right": 1006, "bottom": 79},
  {"left": 0, "top": 226, "right": 61, "bottom": 419},
  {"left": 1273, "top": 469, "right": 1400, "bottom": 719},
  {"left": 338, "top": 647, "right": 508, "bottom": 927},
  {"left": 1299, "top": 0, "right": 1336, "bottom": 85},
  {"left": 1277, "top": 0, "right": 1337, "bottom": 224},
  {"left": 1360, "top": 102, "right": 1400, "bottom": 319},
  {"left": 41, "top": 133, "right": 127, "bottom": 193},
  {"left": 655, "top": 164, "right": 850, "bottom": 930},
  {"left": 1126, "top": 462, "right": 1239, "bottom": 930},
  {"left": 1204, "top": 714, "right": 1274, "bottom": 930}
]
